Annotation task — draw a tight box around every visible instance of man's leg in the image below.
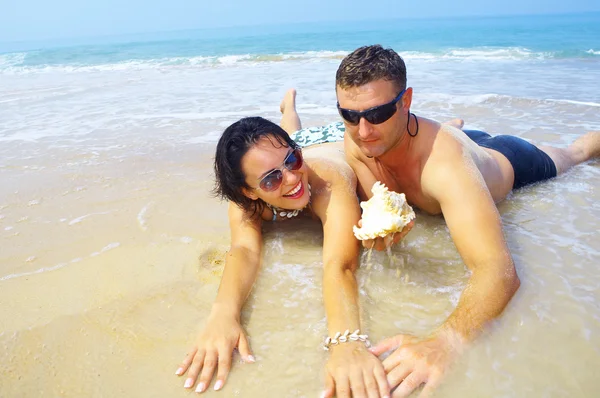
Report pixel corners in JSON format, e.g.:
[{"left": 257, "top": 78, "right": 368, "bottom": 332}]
[
  {"left": 279, "top": 89, "right": 302, "bottom": 134},
  {"left": 539, "top": 131, "right": 600, "bottom": 174},
  {"left": 444, "top": 118, "right": 465, "bottom": 129}
]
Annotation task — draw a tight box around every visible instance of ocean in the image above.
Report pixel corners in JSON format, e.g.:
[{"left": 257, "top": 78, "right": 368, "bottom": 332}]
[{"left": 1, "top": 12, "right": 599, "bottom": 397}]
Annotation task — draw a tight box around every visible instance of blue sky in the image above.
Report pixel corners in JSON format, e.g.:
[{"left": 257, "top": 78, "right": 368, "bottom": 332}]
[{"left": 1, "top": 0, "right": 599, "bottom": 43}]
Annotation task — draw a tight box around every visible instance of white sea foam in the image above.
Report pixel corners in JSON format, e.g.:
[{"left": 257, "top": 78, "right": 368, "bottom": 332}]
[
  {"left": 546, "top": 99, "right": 600, "bottom": 107},
  {"left": 0, "top": 52, "right": 27, "bottom": 68},
  {"left": 0, "top": 47, "right": 562, "bottom": 75},
  {"left": 137, "top": 203, "right": 152, "bottom": 231},
  {"left": 0, "top": 242, "right": 121, "bottom": 282},
  {"left": 185, "top": 131, "right": 223, "bottom": 144},
  {"left": 402, "top": 47, "right": 547, "bottom": 61},
  {"left": 420, "top": 92, "right": 600, "bottom": 109},
  {"left": 67, "top": 211, "right": 111, "bottom": 225},
  {"left": 586, "top": 49, "right": 600, "bottom": 55},
  {"left": 131, "top": 111, "right": 255, "bottom": 120}
]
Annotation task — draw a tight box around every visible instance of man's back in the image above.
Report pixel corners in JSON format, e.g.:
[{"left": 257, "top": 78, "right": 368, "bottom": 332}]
[{"left": 345, "top": 116, "right": 515, "bottom": 215}]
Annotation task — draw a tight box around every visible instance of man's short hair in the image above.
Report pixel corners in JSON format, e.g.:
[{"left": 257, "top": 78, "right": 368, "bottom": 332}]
[{"left": 336, "top": 45, "right": 407, "bottom": 92}]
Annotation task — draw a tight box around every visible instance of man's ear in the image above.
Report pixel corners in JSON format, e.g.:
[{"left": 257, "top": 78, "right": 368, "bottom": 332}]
[
  {"left": 401, "top": 87, "right": 412, "bottom": 112},
  {"left": 242, "top": 187, "right": 259, "bottom": 201},
  {"left": 402, "top": 87, "right": 414, "bottom": 112}
]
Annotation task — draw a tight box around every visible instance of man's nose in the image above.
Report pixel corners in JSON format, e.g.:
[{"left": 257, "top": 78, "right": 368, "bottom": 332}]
[{"left": 358, "top": 117, "right": 373, "bottom": 139}]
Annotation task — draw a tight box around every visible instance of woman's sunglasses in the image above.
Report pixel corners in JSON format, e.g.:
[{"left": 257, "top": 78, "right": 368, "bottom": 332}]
[
  {"left": 337, "top": 88, "right": 407, "bottom": 126},
  {"left": 257, "top": 148, "right": 304, "bottom": 192}
]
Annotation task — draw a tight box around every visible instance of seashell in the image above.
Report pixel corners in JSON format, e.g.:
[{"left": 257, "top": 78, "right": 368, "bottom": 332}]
[
  {"left": 339, "top": 336, "right": 347, "bottom": 343},
  {"left": 353, "top": 182, "right": 415, "bottom": 240}
]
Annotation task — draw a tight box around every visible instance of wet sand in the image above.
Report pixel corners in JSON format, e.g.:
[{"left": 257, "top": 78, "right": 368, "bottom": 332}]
[{"left": 1, "top": 135, "right": 599, "bottom": 397}]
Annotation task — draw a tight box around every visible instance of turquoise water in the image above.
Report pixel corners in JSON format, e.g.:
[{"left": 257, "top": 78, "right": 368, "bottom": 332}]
[{"left": 1, "top": 12, "right": 599, "bottom": 70}]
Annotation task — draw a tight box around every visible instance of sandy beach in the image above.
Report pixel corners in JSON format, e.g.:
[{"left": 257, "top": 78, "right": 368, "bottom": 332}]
[{"left": 1, "top": 27, "right": 600, "bottom": 396}]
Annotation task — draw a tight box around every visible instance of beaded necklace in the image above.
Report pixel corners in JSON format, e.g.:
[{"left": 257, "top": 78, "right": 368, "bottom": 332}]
[{"left": 266, "top": 184, "right": 311, "bottom": 221}]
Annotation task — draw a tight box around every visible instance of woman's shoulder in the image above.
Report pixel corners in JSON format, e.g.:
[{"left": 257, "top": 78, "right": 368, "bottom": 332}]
[{"left": 307, "top": 159, "right": 357, "bottom": 199}]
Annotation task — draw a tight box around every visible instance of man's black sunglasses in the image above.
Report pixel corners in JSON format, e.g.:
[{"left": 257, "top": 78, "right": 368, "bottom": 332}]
[{"left": 337, "top": 88, "right": 407, "bottom": 126}]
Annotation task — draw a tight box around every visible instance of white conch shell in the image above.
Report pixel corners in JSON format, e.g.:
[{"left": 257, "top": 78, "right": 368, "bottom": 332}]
[{"left": 353, "top": 182, "right": 415, "bottom": 240}]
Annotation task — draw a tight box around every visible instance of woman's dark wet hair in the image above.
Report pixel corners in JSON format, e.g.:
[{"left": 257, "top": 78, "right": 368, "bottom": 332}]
[{"left": 213, "top": 116, "right": 300, "bottom": 217}]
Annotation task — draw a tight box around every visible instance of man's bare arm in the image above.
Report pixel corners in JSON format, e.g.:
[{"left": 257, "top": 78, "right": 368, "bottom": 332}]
[
  {"left": 427, "top": 144, "right": 520, "bottom": 341},
  {"left": 370, "top": 137, "right": 520, "bottom": 397}
]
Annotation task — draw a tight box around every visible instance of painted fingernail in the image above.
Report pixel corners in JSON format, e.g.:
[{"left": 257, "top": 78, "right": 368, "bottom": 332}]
[
  {"left": 214, "top": 380, "right": 223, "bottom": 391},
  {"left": 195, "top": 382, "right": 206, "bottom": 393},
  {"left": 184, "top": 378, "right": 194, "bottom": 388},
  {"left": 246, "top": 355, "right": 255, "bottom": 363},
  {"left": 175, "top": 367, "right": 183, "bottom": 376}
]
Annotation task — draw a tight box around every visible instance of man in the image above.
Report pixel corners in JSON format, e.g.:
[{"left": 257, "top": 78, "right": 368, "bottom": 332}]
[{"left": 334, "top": 45, "right": 599, "bottom": 397}]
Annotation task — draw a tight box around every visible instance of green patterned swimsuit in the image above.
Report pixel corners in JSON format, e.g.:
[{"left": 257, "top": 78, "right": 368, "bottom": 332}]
[{"left": 290, "top": 121, "right": 346, "bottom": 148}]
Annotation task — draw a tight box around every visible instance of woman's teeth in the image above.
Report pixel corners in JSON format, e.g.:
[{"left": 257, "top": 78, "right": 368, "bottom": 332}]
[{"left": 284, "top": 181, "right": 302, "bottom": 197}]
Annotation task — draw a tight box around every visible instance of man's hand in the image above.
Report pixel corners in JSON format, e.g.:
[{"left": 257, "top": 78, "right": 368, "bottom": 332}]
[
  {"left": 359, "top": 220, "right": 415, "bottom": 251},
  {"left": 176, "top": 312, "right": 255, "bottom": 393},
  {"left": 322, "top": 343, "right": 390, "bottom": 398},
  {"left": 369, "top": 332, "right": 464, "bottom": 397}
]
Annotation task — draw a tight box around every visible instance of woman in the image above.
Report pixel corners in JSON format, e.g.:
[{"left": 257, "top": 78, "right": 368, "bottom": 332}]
[{"left": 175, "top": 89, "right": 390, "bottom": 398}]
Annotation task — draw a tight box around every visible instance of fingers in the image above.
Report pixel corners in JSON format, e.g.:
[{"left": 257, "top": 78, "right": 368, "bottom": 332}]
[
  {"left": 362, "top": 238, "right": 375, "bottom": 249},
  {"left": 196, "top": 351, "right": 218, "bottom": 392},
  {"left": 392, "top": 371, "right": 426, "bottom": 398},
  {"left": 212, "top": 350, "right": 233, "bottom": 392},
  {"left": 369, "top": 335, "right": 405, "bottom": 357},
  {"left": 385, "top": 363, "right": 412, "bottom": 391},
  {"left": 364, "top": 237, "right": 387, "bottom": 251},
  {"left": 335, "top": 374, "right": 352, "bottom": 398},
  {"left": 176, "top": 347, "right": 197, "bottom": 376},
  {"left": 238, "top": 333, "right": 255, "bottom": 363},
  {"left": 367, "top": 366, "right": 391, "bottom": 398},
  {"left": 348, "top": 369, "right": 367, "bottom": 398},
  {"left": 184, "top": 349, "right": 205, "bottom": 389},
  {"left": 384, "top": 234, "right": 395, "bottom": 248},
  {"left": 321, "top": 372, "right": 335, "bottom": 398},
  {"left": 375, "top": 365, "right": 391, "bottom": 398},
  {"left": 419, "top": 371, "right": 443, "bottom": 397}
]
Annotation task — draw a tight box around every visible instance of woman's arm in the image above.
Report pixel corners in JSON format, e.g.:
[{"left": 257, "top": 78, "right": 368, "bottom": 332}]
[
  {"left": 309, "top": 164, "right": 390, "bottom": 398},
  {"left": 176, "top": 202, "right": 263, "bottom": 393}
]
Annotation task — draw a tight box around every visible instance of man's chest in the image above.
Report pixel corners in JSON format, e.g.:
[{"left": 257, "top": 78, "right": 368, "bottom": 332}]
[{"left": 367, "top": 161, "right": 441, "bottom": 215}]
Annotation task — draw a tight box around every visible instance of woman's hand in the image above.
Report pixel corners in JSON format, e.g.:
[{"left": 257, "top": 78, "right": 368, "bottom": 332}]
[
  {"left": 176, "top": 311, "right": 255, "bottom": 393},
  {"left": 322, "top": 342, "right": 390, "bottom": 398}
]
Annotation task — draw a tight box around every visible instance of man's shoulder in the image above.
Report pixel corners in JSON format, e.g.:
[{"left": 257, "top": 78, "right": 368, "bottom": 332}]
[
  {"left": 427, "top": 125, "right": 472, "bottom": 164},
  {"left": 422, "top": 126, "right": 475, "bottom": 191}
]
